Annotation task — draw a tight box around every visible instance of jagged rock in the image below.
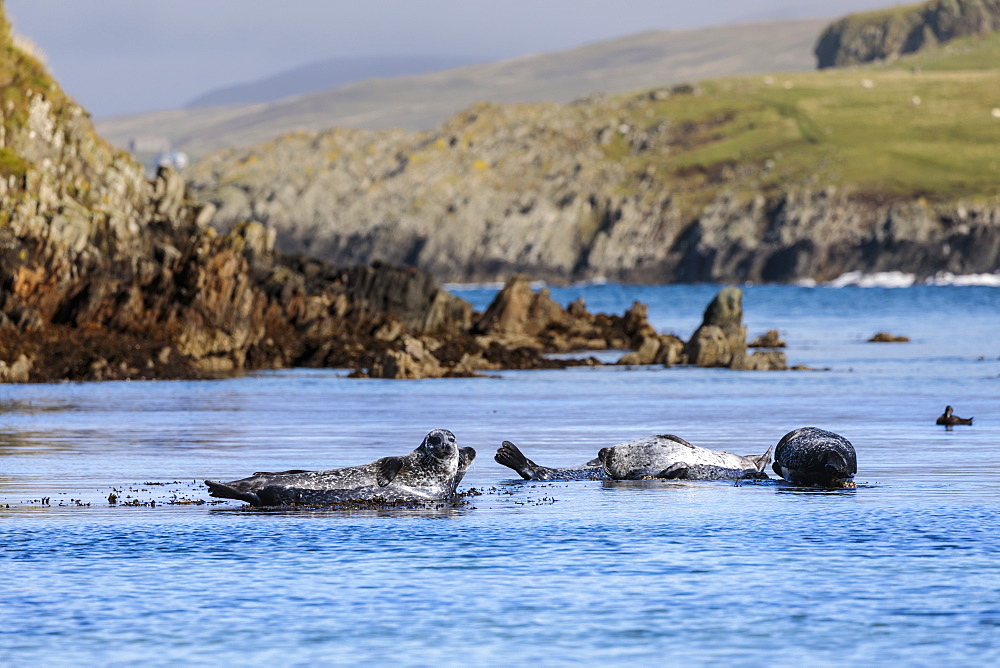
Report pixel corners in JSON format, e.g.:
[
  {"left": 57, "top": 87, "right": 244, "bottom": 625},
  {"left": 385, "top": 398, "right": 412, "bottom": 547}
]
[
  {"left": 0, "top": 354, "right": 32, "bottom": 382},
  {"left": 152, "top": 166, "right": 187, "bottom": 222},
  {"left": 622, "top": 302, "right": 657, "bottom": 347},
  {"left": 368, "top": 336, "right": 446, "bottom": 379},
  {"left": 617, "top": 333, "right": 686, "bottom": 366},
  {"left": 617, "top": 336, "right": 661, "bottom": 365},
  {"left": 683, "top": 286, "right": 748, "bottom": 368},
  {"left": 684, "top": 325, "right": 732, "bottom": 367},
  {"left": 749, "top": 329, "right": 787, "bottom": 348},
  {"left": 744, "top": 351, "right": 789, "bottom": 371},
  {"left": 654, "top": 335, "right": 685, "bottom": 366},
  {"left": 473, "top": 275, "right": 645, "bottom": 355},
  {"left": 474, "top": 275, "right": 565, "bottom": 339}
]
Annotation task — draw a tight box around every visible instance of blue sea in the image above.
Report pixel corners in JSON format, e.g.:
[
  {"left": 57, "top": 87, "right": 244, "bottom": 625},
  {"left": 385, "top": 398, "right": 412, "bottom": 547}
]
[{"left": 2, "top": 282, "right": 998, "bottom": 666}]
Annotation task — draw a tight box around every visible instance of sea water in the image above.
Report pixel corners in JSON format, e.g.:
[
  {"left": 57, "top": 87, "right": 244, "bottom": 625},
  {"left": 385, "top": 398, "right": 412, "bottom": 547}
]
[{"left": 2, "top": 284, "right": 998, "bottom": 666}]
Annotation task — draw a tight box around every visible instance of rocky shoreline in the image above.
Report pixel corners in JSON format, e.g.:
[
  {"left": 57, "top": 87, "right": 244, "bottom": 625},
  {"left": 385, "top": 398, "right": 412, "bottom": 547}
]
[{"left": 187, "top": 97, "right": 1000, "bottom": 286}]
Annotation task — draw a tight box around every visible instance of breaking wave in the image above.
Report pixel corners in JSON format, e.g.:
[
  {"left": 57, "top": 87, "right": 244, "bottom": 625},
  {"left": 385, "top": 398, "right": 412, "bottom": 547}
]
[{"left": 824, "top": 271, "right": 1000, "bottom": 288}]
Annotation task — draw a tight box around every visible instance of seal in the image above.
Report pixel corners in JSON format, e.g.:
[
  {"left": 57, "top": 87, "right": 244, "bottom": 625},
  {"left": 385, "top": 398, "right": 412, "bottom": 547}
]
[
  {"left": 936, "top": 405, "right": 973, "bottom": 427},
  {"left": 598, "top": 434, "right": 773, "bottom": 480},
  {"left": 772, "top": 427, "right": 857, "bottom": 488},
  {"left": 204, "top": 428, "right": 476, "bottom": 507},
  {"left": 495, "top": 441, "right": 608, "bottom": 480},
  {"left": 495, "top": 434, "right": 772, "bottom": 481}
]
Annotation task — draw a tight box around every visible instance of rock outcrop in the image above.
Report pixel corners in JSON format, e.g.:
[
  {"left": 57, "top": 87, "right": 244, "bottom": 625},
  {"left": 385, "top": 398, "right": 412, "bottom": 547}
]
[
  {"left": 680, "top": 287, "right": 787, "bottom": 370},
  {"left": 815, "top": 0, "right": 1000, "bottom": 68},
  {"left": 0, "top": 6, "right": 652, "bottom": 383}
]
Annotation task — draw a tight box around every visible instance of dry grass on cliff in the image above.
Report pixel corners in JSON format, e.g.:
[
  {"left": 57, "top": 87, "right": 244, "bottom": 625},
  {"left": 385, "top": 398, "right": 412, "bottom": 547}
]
[{"left": 619, "top": 32, "right": 1000, "bottom": 202}]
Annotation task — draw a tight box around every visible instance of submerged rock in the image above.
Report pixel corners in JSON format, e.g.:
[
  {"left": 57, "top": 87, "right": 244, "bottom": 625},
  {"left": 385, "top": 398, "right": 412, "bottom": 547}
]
[{"left": 868, "top": 332, "right": 910, "bottom": 343}]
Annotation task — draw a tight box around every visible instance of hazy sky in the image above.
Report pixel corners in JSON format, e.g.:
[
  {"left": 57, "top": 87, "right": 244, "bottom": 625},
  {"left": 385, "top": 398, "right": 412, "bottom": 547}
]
[{"left": 7, "top": 0, "right": 899, "bottom": 118}]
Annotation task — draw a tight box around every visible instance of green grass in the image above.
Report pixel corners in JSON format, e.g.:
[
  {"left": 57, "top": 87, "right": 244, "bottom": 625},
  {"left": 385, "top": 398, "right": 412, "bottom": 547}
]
[
  {"left": 608, "top": 33, "right": 1000, "bottom": 204},
  {"left": 0, "top": 146, "right": 27, "bottom": 178}
]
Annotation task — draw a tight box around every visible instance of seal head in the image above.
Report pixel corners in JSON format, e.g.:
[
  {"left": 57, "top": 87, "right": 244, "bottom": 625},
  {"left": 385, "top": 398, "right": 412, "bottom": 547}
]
[{"left": 772, "top": 427, "right": 857, "bottom": 488}]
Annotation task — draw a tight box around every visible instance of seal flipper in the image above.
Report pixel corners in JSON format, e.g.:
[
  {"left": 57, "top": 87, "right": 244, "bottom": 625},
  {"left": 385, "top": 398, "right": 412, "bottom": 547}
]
[
  {"left": 495, "top": 441, "right": 536, "bottom": 480},
  {"left": 747, "top": 443, "right": 775, "bottom": 473},
  {"left": 656, "top": 463, "right": 689, "bottom": 479},
  {"left": 205, "top": 480, "right": 263, "bottom": 506},
  {"left": 459, "top": 447, "right": 477, "bottom": 470},
  {"left": 376, "top": 457, "right": 407, "bottom": 487}
]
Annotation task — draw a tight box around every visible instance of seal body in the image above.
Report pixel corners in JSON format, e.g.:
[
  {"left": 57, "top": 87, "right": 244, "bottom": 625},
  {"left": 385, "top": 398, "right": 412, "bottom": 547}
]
[
  {"left": 495, "top": 441, "right": 609, "bottom": 480},
  {"left": 936, "top": 406, "right": 973, "bottom": 427},
  {"left": 772, "top": 427, "right": 857, "bottom": 488},
  {"left": 205, "top": 429, "right": 475, "bottom": 506},
  {"left": 599, "top": 434, "right": 773, "bottom": 480}
]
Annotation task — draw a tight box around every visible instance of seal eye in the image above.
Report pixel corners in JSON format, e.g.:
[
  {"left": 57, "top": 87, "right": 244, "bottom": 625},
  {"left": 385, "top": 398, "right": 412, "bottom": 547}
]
[{"left": 427, "top": 434, "right": 442, "bottom": 446}]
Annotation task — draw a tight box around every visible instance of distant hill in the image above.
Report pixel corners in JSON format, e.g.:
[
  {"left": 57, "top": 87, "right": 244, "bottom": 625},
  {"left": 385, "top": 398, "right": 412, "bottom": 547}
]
[
  {"left": 816, "top": 0, "right": 1000, "bottom": 68},
  {"left": 97, "top": 17, "right": 829, "bottom": 161},
  {"left": 185, "top": 55, "right": 486, "bottom": 108}
]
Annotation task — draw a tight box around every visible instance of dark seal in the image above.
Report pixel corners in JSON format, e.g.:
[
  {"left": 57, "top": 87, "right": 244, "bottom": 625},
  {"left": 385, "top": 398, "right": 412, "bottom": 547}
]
[
  {"left": 205, "top": 428, "right": 476, "bottom": 506},
  {"left": 772, "top": 427, "right": 857, "bottom": 488}
]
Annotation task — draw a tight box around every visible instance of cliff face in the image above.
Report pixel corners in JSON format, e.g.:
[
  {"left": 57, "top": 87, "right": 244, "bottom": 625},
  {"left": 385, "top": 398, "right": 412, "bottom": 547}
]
[
  {"left": 189, "top": 73, "right": 1000, "bottom": 284},
  {"left": 815, "top": 0, "right": 1000, "bottom": 68}
]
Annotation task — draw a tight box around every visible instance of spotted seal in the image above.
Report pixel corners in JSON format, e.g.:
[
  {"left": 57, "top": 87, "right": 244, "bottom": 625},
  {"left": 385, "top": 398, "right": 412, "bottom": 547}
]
[
  {"left": 772, "top": 427, "right": 857, "bottom": 488},
  {"left": 496, "top": 434, "right": 772, "bottom": 481},
  {"left": 936, "top": 406, "right": 973, "bottom": 427},
  {"left": 205, "top": 429, "right": 476, "bottom": 507},
  {"left": 598, "top": 434, "right": 773, "bottom": 480},
  {"left": 495, "top": 441, "right": 609, "bottom": 480}
]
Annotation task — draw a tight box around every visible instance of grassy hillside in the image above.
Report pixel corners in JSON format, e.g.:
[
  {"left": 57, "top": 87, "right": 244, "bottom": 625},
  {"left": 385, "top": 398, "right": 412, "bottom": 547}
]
[
  {"left": 614, "top": 32, "right": 1000, "bottom": 203},
  {"left": 96, "top": 18, "right": 828, "bottom": 161}
]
